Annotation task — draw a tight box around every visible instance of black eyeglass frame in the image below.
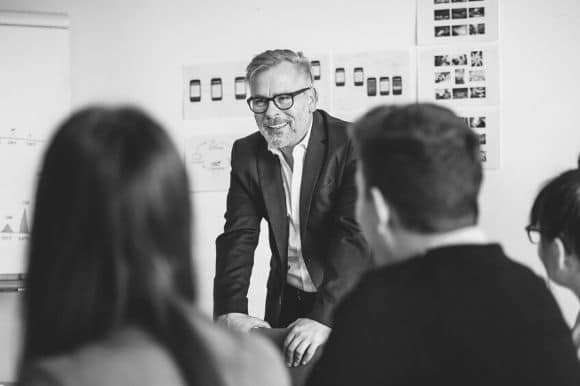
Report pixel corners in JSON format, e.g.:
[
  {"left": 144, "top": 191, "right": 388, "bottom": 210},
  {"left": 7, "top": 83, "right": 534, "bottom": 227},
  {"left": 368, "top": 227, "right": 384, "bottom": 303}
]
[
  {"left": 525, "top": 224, "right": 541, "bottom": 244},
  {"left": 246, "top": 87, "right": 312, "bottom": 114}
]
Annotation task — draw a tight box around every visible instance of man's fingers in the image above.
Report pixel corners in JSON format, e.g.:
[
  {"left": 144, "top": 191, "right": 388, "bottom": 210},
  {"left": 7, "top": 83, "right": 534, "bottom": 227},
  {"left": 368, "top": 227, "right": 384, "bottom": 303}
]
[
  {"left": 284, "top": 332, "right": 302, "bottom": 366},
  {"left": 283, "top": 327, "right": 298, "bottom": 350},
  {"left": 285, "top": 334, "right": 301, "bottom": 365},
  {"left": 301, "top": 343, "right": 318, "bottom": 365},
  {"left": 293, "top": 340, "right": 311, "bottom": 367}
]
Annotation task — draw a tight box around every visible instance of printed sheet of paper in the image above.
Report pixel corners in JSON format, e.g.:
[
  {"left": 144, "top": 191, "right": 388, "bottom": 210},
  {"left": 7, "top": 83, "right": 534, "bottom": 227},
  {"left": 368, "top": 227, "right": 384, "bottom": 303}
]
[
  {"left": 183, "top": 61, "right": 249, "bottom": 120},
  {"left": 455, "top": 107, "right": 500, "bottom": 169},
  {"left": 417, "top": 0, "right": 498, "bottom": 46},
  {"left": 331, "top": 50, "right": 413, "bottom": 121},
  {"left": 183, "top": 119, "right": 255, "bottom": 192},
  {"left": 185, "top": 134, "right": 236, "bottom": 192},
  {"left": 418, "top": 43, "right": 499, "bottom": 107}
]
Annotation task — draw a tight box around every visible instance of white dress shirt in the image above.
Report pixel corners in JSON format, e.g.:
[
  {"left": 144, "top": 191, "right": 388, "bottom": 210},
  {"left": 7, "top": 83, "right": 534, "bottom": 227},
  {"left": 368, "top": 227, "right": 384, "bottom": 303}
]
[{"left": 268, "top": 124, "right": 317, "bottom": 292}]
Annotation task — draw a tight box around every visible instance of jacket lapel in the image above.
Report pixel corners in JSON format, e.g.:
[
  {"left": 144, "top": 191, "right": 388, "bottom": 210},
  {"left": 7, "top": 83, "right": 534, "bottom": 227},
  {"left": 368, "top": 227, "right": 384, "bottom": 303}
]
[
  {"left": 300, "top": 111, "right": 327, "bottom": 240},
  {"left": 258, "top": 144, "right": 288, "bottom": 262}
]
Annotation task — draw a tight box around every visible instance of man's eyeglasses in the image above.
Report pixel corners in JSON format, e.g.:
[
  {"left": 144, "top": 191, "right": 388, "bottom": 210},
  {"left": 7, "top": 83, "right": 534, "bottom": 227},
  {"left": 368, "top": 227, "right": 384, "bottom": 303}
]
[
  {"left": 247, "top": 87, "right": 311, "bottom": 114},
  {"left": 525, "top": 224, "right": 541, "bottom": 244}
]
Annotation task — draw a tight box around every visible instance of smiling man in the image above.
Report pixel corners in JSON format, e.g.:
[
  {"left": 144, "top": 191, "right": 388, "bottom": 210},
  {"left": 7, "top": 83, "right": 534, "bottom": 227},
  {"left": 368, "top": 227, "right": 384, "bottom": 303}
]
[{"left": 214, "top": 49, "right": 370, "bottom": 367}]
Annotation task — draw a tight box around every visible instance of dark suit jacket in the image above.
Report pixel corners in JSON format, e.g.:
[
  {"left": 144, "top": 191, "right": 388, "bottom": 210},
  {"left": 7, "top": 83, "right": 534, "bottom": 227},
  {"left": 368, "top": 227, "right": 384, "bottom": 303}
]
[
  {"left": 307, "top": 244, "right": 580, "bottom": 386},
  {"left": 214, "top": 109, "right": 370, "bottom": 327}
]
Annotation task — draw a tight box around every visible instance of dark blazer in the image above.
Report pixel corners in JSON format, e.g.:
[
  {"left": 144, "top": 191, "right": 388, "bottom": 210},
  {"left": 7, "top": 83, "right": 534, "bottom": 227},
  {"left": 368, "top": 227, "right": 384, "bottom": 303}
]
[
  {"left": 307, "top": 244, "right": 580, "bottom": 386},
  {"left": 214, "top": 109, "right": 370, "bottom": 327}
]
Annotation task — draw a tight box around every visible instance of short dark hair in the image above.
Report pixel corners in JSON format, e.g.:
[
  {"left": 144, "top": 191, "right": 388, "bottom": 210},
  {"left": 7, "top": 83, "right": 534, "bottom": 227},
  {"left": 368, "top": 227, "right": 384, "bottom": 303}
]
[
  {"left": 22, "top": 106, "right": 223, "bottom": 385},
  {"left": 529, "top": 161, "right": 580, "bottom": 255},
  {"left": 350, "top": 103, "right": 482, "bottom": 233}
]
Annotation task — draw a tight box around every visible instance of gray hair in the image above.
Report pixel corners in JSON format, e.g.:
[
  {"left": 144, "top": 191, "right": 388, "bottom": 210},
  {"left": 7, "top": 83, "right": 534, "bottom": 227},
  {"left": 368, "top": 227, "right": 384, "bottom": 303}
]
[{"left": 246, "top": 49, "right": 313, "bottom": 86}]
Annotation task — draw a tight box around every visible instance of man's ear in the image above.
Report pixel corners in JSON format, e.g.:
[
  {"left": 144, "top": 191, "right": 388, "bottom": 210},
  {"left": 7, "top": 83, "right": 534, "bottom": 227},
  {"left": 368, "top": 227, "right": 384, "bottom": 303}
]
[
  {"left": 308, "top": 87, "right": 318, "bottom": 112},
  {"left": 369, "top": 187, "right": 390, "bottom": 236},
  {"left": 554, "top": 237, "right": 580, "bottom": 278}
]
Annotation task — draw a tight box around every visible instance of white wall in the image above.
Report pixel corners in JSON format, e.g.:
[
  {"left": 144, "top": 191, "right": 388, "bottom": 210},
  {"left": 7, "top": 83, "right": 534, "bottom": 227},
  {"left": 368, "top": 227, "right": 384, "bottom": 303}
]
[{"left": 1, "top": 0, "right": 580, "bottom": 379}]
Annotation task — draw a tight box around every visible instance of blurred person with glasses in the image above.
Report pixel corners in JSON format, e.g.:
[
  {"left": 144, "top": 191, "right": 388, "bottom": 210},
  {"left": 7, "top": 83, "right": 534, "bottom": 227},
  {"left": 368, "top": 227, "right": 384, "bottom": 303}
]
[
  {"left": 214, "top": 49, "right": 371, "bottom": 368},
  {"left": 528, "top": 155, "right": 580, "bottom": 360}
]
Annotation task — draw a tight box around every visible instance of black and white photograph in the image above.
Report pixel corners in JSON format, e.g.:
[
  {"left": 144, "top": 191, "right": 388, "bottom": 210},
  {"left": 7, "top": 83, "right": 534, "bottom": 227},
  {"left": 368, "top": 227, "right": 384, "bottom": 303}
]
[
  {"left": 9, "top": 2, "right": 580, "bottom": 386},
  {"left": 469, "top": 7, "right": 485, "bottom": 17},
  {"left": 435, "top": 54, "right": 451, "bottom": 66},
  {"left": 435, "top": 71, "right": 451, "bottom": 83},
  {"left": 435, "top": 25, "right": 451, "bottom": 37},
  {"left": 480, "top": 149, "right": 487, "bottom": 162},
  {"left": 451, "top": 53, "right": 468, "bottom": 65},
  {"left": 469, "top": 116, "right": 487, "bottom": 128},
  {"left": 435, "top": 88, "right": 452, "bottom": 99},
  {"left": 453, "top": 87, "right": 469, "bottom": 99},
  {"left": 471, "top": 50, "right": 483, "bottom": 66},
  {"left": 455, "top": 68, "right": 465, "bottom": 84},
  {"left": 452, "top": 24, "right": 468, "bottom": 36},
  {"left": 470, "top": 86, "right": 486, "bottom": 98},
  {"left": 479, "top": 133, "right": 487, "bottom": 145},
  {"left": 434, "top": 9, "right": 450, "bottom": 21},
  {"left": 469, "top": 69, "right": 485, "bottom": 81},
  {"left": 452, "top": 8, "right": 468, "bottom": 19},
  {"left": 469, "top": 23, "right": 486, "bottom": 35}
]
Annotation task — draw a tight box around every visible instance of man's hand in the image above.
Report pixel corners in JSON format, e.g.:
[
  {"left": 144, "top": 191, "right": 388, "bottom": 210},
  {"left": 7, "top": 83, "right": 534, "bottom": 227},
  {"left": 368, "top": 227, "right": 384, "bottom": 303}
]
[
  {"left": 216, "top": 313, "right": 271, "bottom": 332},
  {"left": 572, "top": 323, "right": 580, "bottom": 361},
  {"left": 283, "top": 318, "right": 330, "bottom": 367}
]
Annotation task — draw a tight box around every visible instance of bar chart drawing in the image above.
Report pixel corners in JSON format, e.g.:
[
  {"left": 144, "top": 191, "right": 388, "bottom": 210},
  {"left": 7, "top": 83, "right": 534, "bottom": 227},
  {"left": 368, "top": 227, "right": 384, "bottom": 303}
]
[
  {"left": 1, "top": 203, "right": 31, "bottom": 238},
  {"left": 19, "top": 208, "right": 30, "bottom": 234}
]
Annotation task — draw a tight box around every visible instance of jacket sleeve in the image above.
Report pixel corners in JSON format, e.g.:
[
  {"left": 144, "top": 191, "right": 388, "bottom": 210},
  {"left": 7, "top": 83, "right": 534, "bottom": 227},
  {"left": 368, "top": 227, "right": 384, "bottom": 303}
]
[
  {"left": 214, "top": 140, "right": 263, "bottom": 318},
  {"left": 309, "top": 139, "right": 371, "bottom": 326}
]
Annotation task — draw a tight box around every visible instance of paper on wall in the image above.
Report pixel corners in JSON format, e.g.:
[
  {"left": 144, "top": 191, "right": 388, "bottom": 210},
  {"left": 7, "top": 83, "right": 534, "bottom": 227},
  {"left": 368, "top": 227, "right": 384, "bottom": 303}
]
[
  {"left": 417, "top": 43, "right": 499, "bottom": 107},
  {"left": 183, "top": 61, "right": 249, "bottom": 120},
  {"left": 455, "top": 106, "right": 500, "bottom": 169},
  {"left": 331, "top": 49, "right": 413, "bottom": 121},
  {"left": 185, "top": 134, "right": 237, "bottom": 192},
  {"left": 417, "top": 0, "right": 499, "bottom": 46}
]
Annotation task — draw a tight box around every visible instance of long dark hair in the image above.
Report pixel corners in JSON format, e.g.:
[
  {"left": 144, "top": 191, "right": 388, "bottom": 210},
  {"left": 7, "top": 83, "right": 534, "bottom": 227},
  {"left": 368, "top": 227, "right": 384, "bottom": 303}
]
[{"left": 21, "top": 106, "right": 223, "bottom": 385}]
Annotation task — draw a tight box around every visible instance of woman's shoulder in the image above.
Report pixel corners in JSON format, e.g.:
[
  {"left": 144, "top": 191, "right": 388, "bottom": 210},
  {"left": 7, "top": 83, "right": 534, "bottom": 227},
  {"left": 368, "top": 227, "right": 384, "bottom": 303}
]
[
  {"left": 20, "top": 327, "right": 185, "bottom": 386},
  {"left": 190, "top": 312, "right": 290, "bottom": 386}
]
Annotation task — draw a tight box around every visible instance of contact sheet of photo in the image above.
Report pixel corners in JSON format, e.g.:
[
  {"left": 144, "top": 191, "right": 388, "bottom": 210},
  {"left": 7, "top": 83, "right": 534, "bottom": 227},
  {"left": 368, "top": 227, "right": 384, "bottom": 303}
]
[
  {"left": 418, "top": 43, "right": 500, "bottom": 169},
  {"left": 418, "top": 43, "right": 499, "bottom": 107},
  {"left": 417, "top": 0, "right": 498, "bottom": 46}
]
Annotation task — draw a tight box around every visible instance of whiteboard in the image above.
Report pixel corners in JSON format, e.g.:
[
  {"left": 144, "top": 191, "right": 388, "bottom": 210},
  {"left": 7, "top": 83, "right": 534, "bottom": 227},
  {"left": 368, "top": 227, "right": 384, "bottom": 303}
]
[{"left": 0, "top": 11, "right": 70, "bottom": 275}]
